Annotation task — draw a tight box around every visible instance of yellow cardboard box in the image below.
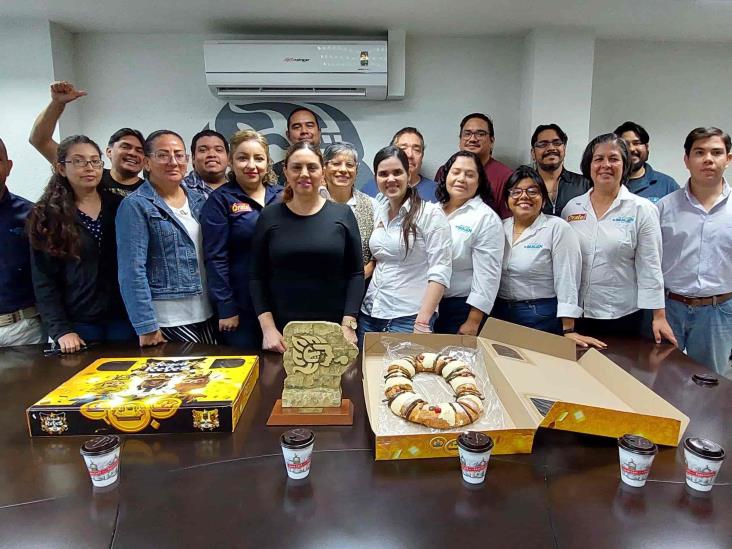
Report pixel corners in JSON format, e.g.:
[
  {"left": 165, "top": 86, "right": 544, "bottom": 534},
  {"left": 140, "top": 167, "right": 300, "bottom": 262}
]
[{"left": 363, "top": 319, "right": 689, "bottom": 460}]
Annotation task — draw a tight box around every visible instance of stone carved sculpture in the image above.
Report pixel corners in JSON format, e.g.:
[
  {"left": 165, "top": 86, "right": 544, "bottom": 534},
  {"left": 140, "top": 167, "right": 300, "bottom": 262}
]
[{"left": 282, "top": 321, "right": 358, "bottom": 408}]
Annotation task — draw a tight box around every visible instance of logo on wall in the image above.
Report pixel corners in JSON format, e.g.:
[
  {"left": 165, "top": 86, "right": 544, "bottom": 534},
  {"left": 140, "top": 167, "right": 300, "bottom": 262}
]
[{"left": 208, "top": 102, "right": 373, "bottom": 188}]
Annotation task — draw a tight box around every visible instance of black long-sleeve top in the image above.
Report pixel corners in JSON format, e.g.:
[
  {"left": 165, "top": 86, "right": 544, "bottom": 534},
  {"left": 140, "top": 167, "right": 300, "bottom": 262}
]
[
  {"left": 249, "top": 200, "right": 364, "bottom": 331},
  {"left": 30, "top": 192, "right": 127, "bottom": 340}
]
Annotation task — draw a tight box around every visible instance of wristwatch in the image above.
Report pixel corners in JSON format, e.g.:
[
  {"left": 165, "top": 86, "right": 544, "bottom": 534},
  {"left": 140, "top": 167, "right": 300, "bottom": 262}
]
[
  {"left": 342, "top": 318, "right": 358, "bottom": 330},
  {"left": 563, "top": 328, "right": 576, "bottom": 335}
]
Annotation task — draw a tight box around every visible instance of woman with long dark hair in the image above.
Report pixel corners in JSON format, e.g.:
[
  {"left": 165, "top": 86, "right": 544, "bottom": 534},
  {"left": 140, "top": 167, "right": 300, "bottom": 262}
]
[
  {"left": 27, "top": 135, "right": 134, "bottom": 353},
  {"left": 433, "top": 150, "right": 503, "bottom": 335},
  {"left": 358, "top": 146, "right": 452, "bottom": 338}
]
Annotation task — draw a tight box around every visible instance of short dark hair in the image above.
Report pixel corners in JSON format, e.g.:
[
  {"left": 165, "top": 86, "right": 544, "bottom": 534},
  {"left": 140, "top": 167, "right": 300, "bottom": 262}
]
[
  {"left": 143, "top": 130, "right": 186, "bottom": 156},
  {"left": 683, "top": 127, "right": 732, "bottom": 156},
  {"left": 190, "top": 129, "right": 229, "bottom": 155},
  {"left": 503, "top": 165, "right": 550, "bottom": 208},
  {"left": 614, "top": 121, "right": 650, "bottom": 144},
  {"left": 435, "top": 151, "right": 493, "bottom": 207},
  {"left": 391, "top": 127, "right": 425, "bottom": 150},
  {"left": 287, "top": 107, "right": 320, "bottom": 130},
  {"left": 107, "top": 128, "right": 144, "bottom": 148},
  {"left": 531, "top": 124, "right": 568, "bottom": 147},
  {"left": 459, "top": 113, "right": 495, "bottom": 138},
  {"left": 580, "top": 133, "right": 632, "bottom": 186}
]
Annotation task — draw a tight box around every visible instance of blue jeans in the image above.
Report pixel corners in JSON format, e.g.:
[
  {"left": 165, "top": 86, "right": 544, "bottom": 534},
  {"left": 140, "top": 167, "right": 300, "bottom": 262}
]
[
  {"left": 73, "top": 319, "right": 136, "bottom": 343},
  {"left": 357, "top": 312, "right": 437, "bottom": 346},
  {"left": 492, "top": 297, "right": 562, "bottom": 335},
  {"left": 434, "top": 296, "right": 480, "bottom": 334},
  {"left": 665, "top": 297, "right": 732, "bottom": 379}
]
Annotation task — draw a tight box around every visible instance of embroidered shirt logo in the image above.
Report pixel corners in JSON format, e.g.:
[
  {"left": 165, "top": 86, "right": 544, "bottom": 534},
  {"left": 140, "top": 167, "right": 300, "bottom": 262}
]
[
  {"left": 611, "top": 216, "right": 635, "bottom": 224},
  {"left": 566, "top": 213, "right": 587, "bottom": 222},
  {"left": 231, "top": 202, "right": 252, "bottom": 214},
  {"left": 524, "top": 243, "right": 543, "bottom": 249},
  {"left": 456, "top": 224, "right": 472, "bottom": 234}
]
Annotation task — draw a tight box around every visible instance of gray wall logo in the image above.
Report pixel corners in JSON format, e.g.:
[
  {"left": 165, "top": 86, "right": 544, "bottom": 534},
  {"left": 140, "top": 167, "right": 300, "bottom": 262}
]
[{"left": 209, "top": 102, "right": 373, "bottom": 189}]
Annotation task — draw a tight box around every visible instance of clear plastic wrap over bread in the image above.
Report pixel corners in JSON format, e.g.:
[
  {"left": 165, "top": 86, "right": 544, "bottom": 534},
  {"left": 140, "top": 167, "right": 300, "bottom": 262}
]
[{"left": 380, "top": 339, "right": 506, "bottom": 433}]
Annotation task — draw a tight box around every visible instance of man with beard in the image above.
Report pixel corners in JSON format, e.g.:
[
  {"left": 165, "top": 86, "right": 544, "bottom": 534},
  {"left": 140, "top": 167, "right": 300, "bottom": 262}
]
[
  {"left": 271, "top": 107, "right": 322, "bottom": 184},
  {"left": 434, "top": 113, "right": 513, "bottom": 217},
  {"left": 530, "top": 124, "right": 591, "bottom": 216},
  {"left": 29, "top": 81, "right": 144, "bottom": 197},
  {"left": 182, "top": 130, "right": 229, "bottom": 197},
  {"left": 360, "top": 127, "right": 437, "bottom": 202},
  {"left": 615, "top": 121, "right": 680, "bottom": 204}
]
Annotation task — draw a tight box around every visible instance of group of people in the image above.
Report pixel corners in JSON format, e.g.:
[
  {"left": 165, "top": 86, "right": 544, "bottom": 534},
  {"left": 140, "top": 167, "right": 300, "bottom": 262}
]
[{"left": 1, "top": 81, "right": 730, "bottom": 381}]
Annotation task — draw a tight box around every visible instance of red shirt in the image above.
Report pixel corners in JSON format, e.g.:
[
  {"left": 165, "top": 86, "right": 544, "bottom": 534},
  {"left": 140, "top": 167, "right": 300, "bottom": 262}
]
[{"left": 435, "top": 157, "right": 514, "bottom": 219}]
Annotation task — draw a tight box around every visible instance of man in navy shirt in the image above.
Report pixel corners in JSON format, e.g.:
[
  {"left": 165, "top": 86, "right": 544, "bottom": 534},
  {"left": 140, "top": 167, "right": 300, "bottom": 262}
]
[
  {"left": 615, "top": 121, "right": 680, "bottom": 204},
  {"left": 0, "top": 137, "right": 44, "bottom": 346}
]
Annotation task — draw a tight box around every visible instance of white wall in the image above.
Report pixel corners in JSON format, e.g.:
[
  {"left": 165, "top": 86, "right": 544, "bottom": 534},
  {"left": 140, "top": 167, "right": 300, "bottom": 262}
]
[
  {"left": 590, "top": 39, "right": 732, "bottom": 185},
  {"left": 0, "top": 19, "right": 57, "bottom": 201},
  {"left": 75, "top": 33, "right": 524, "bottom": 181}
]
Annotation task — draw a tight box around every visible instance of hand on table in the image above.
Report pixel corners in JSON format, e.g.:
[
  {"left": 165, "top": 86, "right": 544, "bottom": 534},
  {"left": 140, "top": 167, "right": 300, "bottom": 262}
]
[
  {"left": 564, "top": 331, "right": 607, "bottom": 349},
  {"left": 457, "top": 320, "right": 481, "bottom": 336},
  {"left": 341, "top": 325, "right": 358, "bottom": 346},
  {"left": 219, "top": 315, "right": 239, "bottom": 332},
  {"left": 139, "top": 330, "right": 167, "bottom": 347},
  {"left": 262, "top": 327, "right": 286, "bottom": 353},
  {"left": 57, "top": 332, "right": 86, "bottom": 353},
  {"left": 652, "top": 317, "right": 678, "bottom": 347}
]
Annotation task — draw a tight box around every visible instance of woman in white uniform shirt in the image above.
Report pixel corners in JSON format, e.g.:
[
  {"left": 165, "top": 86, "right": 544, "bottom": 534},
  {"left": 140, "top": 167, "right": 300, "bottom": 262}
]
[
  {"left": 496, "top": 166, "right": 604, "bottom": 348},
  {"left": 358, "top": 146, "right": 452, "bottom": 338},
  {"left": 433, "top": 151, "right": 503, "bottom": 335},
  {"left": 561, "top": 134, "right": 677, "bottom": 344}
]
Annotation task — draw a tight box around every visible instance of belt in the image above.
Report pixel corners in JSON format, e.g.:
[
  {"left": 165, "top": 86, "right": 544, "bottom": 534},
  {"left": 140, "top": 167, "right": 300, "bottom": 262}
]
[
  {"left": 666, "top": 291, "right": 732, "bottom": 307},
  {"left": 0, "top": 306, "right": 39, "bottom": 327}
]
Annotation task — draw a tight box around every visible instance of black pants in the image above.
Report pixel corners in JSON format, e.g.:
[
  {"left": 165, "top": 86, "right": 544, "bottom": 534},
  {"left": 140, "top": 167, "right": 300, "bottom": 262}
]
[{"left": 576, "top": 310, "right": 643, "bottom": 338}]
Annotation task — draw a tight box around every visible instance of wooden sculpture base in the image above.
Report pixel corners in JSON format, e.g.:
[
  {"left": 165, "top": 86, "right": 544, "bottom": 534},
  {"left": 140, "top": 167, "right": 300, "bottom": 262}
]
[{"left": 266, "top": 399, "right": 354, "bottom": 426}]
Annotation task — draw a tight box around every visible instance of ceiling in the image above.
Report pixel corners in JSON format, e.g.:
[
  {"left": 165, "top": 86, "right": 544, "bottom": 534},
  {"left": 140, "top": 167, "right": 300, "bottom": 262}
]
[{"left": 1, "top": 0, "right": 732, "bottom": 41}]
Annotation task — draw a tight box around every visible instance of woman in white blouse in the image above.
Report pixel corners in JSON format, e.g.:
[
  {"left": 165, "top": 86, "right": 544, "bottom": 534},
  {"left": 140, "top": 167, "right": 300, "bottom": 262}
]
[
  {"left": 358, "top": 146, "right": 452, "bottom": 338},
  {"left": 561, "top": 134, "right": 677, "bottom": 345},
  {"left": 496, "top": 165, "right": 605, "bottom": 348},
  {"left": 432, "top": 151, "right": 503, "bottom": 335}
]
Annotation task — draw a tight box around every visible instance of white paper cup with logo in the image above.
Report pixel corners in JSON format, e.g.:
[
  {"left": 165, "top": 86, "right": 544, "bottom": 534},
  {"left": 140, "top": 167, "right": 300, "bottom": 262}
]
[
  {"left": 80, "top": 435, "right": 121, "bottom": 488},
  {"left": 617, "top": 434, "right": 658, "bottom": 487},
  {"left": 457, "top": 431, "right": 494, "bottom": 485},
  {"left": 684, "top": 438, "right": 725, "bottom": 492},
  {"left": 280, "top": 428, "right": 315, "bottom": 480}
]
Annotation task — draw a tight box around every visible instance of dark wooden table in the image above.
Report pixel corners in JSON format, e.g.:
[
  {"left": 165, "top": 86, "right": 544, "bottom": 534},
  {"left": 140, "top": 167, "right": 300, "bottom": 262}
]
[{"left": 0, "top": 339, "right": 729, "bottom": 548}]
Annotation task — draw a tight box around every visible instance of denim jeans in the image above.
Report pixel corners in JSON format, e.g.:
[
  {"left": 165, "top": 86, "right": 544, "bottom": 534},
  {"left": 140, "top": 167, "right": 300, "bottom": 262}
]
[
  {"left": 357, "top": 312, "right": 438, "bottom": 346},
  {"left": 492, "top": 297, "right": 562, "bottom": 335},
  {"left": 73, "top": 319, "right": 137, "bottom": 343},
  {"left": 434, "top": 296, "right": 482, "bottom": 334},
  {"left": 665, "top": 297, "right": 732, "bottom": 379}
]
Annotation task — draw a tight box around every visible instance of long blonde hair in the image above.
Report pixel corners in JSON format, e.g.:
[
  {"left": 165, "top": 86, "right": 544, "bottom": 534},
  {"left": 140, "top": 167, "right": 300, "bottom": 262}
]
[{"left": 228, "top": 130, "right": 277, "bottom": 186}]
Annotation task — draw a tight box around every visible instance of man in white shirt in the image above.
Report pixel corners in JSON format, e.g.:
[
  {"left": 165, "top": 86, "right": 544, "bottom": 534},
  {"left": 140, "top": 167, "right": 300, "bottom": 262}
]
[{"left": 658, "top": 127, "right": 732, "bottom": 378}]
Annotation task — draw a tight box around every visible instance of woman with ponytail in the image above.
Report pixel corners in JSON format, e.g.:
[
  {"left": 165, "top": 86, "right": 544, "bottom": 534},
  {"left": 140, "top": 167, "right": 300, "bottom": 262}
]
[
  {"left": 357, "top": 146, "right": 452, "bottom": 339},
  {"left": 27, "top": 135, "right": 134, "bottom": 352}
]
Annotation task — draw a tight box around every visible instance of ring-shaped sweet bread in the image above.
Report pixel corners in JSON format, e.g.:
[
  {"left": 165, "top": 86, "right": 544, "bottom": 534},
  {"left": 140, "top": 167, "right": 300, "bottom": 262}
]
[{"left": 384, "top": 352, "right": 484, "bottom": 429}]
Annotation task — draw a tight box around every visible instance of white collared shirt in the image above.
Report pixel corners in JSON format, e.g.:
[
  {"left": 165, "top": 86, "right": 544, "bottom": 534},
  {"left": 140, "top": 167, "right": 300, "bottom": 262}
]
[
  {"left": 443, "top": 196, "right": 504, "bottom": 314},
  {"left": 362, "top": 200, "right": 452, "bottom": 318},
  {"left": 498, "top": 213, "right": 583, "bottom": 318},
  {"left": 658, "top": 180, "right": 732, "bottom": 296},
  {"left": 561, "top": 186, "right": 664, "bottom": 319}
]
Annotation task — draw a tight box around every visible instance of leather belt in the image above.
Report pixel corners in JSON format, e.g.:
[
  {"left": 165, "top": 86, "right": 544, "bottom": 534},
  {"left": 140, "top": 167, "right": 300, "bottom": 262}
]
[
  {"left": 666, "top": 291, "right": 732, "bottom": 307},
  {"left": 0, "top": 306, "right": 39, "bottom": 327}
]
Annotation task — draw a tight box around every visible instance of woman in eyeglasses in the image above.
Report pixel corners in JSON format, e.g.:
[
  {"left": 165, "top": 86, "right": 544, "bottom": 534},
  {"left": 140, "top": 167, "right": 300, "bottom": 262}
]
[
  {"left": 27, "top": 135, "right": 135, "bottom": 353},
  {"left": 494, "top": 165, "right": 605, "bottom": 348},
  {"left": 116, "top": 130, "right": 216, "bottom": 346}
]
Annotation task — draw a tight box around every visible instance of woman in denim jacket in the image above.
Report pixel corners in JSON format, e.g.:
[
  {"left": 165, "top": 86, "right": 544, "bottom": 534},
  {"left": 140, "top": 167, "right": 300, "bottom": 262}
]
[{"left": 116, "top": 130, "right": 216, "bottom": 346}]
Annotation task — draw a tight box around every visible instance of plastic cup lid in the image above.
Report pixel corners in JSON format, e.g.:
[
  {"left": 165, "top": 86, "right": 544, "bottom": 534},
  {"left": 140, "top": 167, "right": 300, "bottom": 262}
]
[
  {"left": 618, "top": 434, "right": 658, "bottom": 455},
  {"left": 457, "top": 431, "right": 494, "bottom": 452},
  {"left": 692, "top": 373, "right": 719, "bottom": 387},
  {"left": 684, "top": 438, "right": 725, "bottom": 461},
  {"left": 281, "top": 428, "right": 315, "bottom": 449},
  {"left": 80, "top": 435, "right": 121, "bottom": 456}
]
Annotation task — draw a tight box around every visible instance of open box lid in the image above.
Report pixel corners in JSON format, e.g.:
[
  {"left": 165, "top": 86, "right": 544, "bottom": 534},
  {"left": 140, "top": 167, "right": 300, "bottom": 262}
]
[{"left": 477, "top": 319, "right": 690, "bottom": 445}]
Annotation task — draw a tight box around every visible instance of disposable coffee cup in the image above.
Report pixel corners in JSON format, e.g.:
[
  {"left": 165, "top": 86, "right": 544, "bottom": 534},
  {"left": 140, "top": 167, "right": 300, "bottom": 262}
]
[
  {"left": 683, "top": 437, "right": 725, "bottom": 492},
  {"left": 457, "top": 431, "right": 494, "bottom": 485},
  {"left": 617, "top": 434, "right": 658, "bottom": 487},
  {"left": 280, "top": 428, "right": 315, "bottom": 480},
  {"left": 80, "top": 435, "right": 121, "bottom": 488}
]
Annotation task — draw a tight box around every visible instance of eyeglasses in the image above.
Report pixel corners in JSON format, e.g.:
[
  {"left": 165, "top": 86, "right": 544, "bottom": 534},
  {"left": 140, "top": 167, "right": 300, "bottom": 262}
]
[
  {"left": 508, "top": 187, "right": 541, "bottom": 199},
  {"left": 63, "top": 158, "right": 104, "bottom": 168},
  {"left": 460, "top": 130, "right": 490, "bottom": 140},
  {"left": 534, "top": 139, "right": 565, "bottom": 149},
  {"left": 148, "top": 151, "right": 189, "bottom": 164}
]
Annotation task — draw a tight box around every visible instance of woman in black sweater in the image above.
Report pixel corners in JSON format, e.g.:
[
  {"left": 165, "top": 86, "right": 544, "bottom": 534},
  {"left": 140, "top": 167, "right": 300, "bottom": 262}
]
[
  {"left": 249, "top": 142, "right": 364, "bottom": 353},
  {"left": 27, "top": 135, "right": 134, "bottom": 353}
]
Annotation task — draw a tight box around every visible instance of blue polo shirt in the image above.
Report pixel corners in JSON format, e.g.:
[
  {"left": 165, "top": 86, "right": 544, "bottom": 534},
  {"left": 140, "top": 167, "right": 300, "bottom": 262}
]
[
  {"left": 627, "top": 163, "right": 680, "bottom": 204},
  {"left": 200, "top": 181, "right": 283, "bottom": 319},
  {"left": 0, "top": 189, "right": 35, "bottom": 314},
  {"left": 359, "top": 175, "right": 438, "bottom": 203}
]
